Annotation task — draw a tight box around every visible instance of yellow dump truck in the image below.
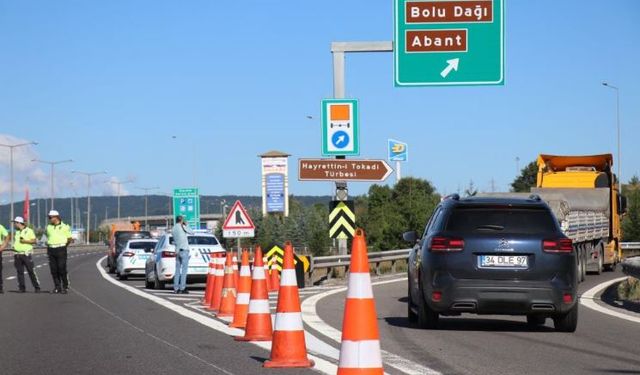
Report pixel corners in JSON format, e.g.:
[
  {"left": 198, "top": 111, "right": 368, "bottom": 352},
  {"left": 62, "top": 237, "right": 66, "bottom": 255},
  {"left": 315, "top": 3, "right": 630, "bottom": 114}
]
[{"left": 533, "top": 154, "right": 627, "bottom": 280}]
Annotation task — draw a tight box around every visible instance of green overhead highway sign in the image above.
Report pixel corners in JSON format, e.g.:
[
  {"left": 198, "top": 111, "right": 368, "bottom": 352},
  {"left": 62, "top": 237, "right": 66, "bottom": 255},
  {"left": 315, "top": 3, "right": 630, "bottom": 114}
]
[
  {"left": 173, "top": 187, "right": 200, "bottom": 229},
  {"left": 394, "top": 0, "right": 504, "bottom": 86}
]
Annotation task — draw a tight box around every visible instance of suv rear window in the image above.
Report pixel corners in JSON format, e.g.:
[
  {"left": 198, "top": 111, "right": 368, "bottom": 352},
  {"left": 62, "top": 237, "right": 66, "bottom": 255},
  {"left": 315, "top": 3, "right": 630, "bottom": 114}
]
[
  {"left": 129, "top": 241, "right": 157, "bottom": 251},
  {"left": 169, "top": 236, "right": 219, "bottom": 246},
  {"left": 444, "top": 206, "right": 557, "bottom": 234}
]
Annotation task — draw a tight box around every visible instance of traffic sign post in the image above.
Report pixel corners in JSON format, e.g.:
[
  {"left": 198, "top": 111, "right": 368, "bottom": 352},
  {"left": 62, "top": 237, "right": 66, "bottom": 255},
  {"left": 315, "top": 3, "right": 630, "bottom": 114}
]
[
  {"left": 394, "top": 0, "right": 504, "bottom": 86},
  {"left": 322, "top": 99, "right": 360, "bottom": 156},
  {"left": 222, "top": 200, "right": 255, "bottom": 239},
  {"left": 172, "top": 188, "right": 200, "bottom": 229},
  {"left": 388, "top": 139, "right": 409, "bottom": 182}
]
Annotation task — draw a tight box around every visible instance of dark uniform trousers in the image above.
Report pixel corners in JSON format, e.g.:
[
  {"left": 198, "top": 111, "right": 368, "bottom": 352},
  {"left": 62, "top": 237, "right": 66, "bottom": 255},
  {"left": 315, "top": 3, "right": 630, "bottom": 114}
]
[
  {"left": 0, "top": 255, "right": 3, "bottom": 291},
  {"left": 48, "top": 246, "right": 69, "bottom": 290},
  {"left": 14, "top": 254, "right": 40, "bottom": 291}
]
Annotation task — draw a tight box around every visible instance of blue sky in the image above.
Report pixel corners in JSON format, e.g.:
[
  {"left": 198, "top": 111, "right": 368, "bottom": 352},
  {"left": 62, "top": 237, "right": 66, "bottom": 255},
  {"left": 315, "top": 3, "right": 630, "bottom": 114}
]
[{"left": 1, "top": 0, "right": 638, "bottom": 200}]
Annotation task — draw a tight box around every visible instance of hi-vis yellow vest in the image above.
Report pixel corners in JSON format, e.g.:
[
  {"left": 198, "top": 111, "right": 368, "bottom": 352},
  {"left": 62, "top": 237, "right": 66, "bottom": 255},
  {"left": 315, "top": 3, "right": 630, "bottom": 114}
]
[{"left": 46, "top": 222, "right": 71, "bottom": 247}]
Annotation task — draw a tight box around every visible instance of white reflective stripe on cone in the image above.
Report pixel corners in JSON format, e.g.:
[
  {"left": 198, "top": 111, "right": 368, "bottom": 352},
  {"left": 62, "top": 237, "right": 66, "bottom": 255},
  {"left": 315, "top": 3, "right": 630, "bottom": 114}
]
[
  {"left": 274, "top": 312, "right": 304, "bottom": 331},
  {"left": 209, "top": 268, "right": 216, "bottom": 275},
  {"left": 279, "top": 269, "right": 297, "bottom": 286},
  {"left": 237, "top": 293, "right": 250, "bottom": 304},
  {"left": 252, "top": 267, "right": 266, "bottom": 280},
  {"left": 346, "top": 273, "right": 374, "bottom": 299},
  {"left": 248, "top": 299, "right": 270, "bottom": 313},
  {"left": 240, "top": 266, "right": 251, "bottom": 277},
  {"left": 338, "top": 340, "right": 383, "bottom": 368}
]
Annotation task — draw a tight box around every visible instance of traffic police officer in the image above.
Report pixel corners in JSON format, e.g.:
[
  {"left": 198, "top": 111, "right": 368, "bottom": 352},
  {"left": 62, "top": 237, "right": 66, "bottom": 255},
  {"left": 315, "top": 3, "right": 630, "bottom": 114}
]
[
  {"left": 0, "top": 222, "right": 9, "bottom": 294},
  {"left": 45, "top": 210, "right": 73, "bottom": 294},
  {"left": 12, "top": 216, "right": 41, "bottom": 293}
]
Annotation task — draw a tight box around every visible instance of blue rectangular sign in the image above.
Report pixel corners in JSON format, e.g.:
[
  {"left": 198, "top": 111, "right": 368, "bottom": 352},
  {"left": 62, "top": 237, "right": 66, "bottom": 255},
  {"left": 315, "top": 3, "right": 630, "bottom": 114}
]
[
  {"left": 388, "top": 139, "right": 409, "bottom": 162},
  {"left": 266, "top": 173, "right": 285, "bottom": 213}
]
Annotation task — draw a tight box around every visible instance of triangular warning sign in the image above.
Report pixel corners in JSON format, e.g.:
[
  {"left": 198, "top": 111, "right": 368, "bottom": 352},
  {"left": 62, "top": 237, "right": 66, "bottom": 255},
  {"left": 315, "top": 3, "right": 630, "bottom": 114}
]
[{"left": 222, "top": 200, "right": 255, "bottom": 230}]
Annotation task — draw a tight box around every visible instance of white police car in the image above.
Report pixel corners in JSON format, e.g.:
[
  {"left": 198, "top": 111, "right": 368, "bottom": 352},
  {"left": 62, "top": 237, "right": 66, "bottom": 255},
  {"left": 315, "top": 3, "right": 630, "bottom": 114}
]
[
  {"left": 116, "top": 239, "right": 158, "bottom": 280},
  {"left": 144, "top": 231, "right": 225, "bottom": 289}
]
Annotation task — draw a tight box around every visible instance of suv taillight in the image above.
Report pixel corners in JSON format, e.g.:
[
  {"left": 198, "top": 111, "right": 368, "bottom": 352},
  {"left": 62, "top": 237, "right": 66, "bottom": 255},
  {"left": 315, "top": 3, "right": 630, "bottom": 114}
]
[
  {"left": 122, "top": 251, "right": 135, "bottom": 257},
  {"left": 162, "top": 251, "right": 176, "bottom": 258},
  {"left": 543, "top": 239, "right": 573, "bottom": 253},
  {"left": 429, "top": 237, "right": 465, "bottom": 252}
]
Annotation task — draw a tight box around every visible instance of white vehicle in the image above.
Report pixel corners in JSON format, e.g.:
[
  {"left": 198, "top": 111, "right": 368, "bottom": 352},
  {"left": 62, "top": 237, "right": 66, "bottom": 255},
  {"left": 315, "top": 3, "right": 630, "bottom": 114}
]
[
  {"left": 116, "top": 239, "right": 158, "bottom": 281},
  {"left": 144, "top": 232, "right": 225, "bottom": 289}
]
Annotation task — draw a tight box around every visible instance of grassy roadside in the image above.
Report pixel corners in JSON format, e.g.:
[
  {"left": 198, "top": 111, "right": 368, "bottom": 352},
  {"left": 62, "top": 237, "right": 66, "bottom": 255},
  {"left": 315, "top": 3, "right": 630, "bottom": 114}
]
[{"left": 617, "top": 277, "right": 640, "bottom": 302}]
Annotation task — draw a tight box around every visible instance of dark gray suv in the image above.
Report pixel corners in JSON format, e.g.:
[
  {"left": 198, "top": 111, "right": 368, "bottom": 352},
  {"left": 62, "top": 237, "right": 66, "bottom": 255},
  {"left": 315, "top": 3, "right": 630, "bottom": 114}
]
[{"left": 405, "top": 194, "right": 578, "bottom": 332}]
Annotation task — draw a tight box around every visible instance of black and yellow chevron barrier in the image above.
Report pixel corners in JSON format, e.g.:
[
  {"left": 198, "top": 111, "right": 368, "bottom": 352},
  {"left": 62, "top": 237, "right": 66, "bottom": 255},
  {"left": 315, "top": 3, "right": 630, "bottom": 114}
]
[{"left": 329, "top": 200, "right": 356, "bottom": 239}]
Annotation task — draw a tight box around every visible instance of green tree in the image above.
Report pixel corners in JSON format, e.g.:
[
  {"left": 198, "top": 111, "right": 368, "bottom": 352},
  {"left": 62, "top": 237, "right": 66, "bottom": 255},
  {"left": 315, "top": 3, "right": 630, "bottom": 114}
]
[
  {"left": 511, "top": 161, "right": 538, "bottom": 192},
  {"left": 360, "top": 178, "right": 440, "bottom": 251},
  {"left": 622, "top": 176, "right": 640, "bottom": 242}
]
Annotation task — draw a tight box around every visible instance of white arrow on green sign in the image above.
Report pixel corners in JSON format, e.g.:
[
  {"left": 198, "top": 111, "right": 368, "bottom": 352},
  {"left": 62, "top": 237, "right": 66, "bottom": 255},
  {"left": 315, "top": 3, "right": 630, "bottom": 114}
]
[{"left": 394, "top": 0, "right": 504, "bottom": 86}]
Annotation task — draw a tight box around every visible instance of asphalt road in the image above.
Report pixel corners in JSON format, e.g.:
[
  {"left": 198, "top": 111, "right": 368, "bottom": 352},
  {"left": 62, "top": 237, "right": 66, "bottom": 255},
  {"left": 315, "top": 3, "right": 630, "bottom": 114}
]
[
  {"left": 317, "top": 270, "right": 640, "bottom": 375},
  {"left": 0, "top": 247, "right": 320, "bottom": 375}
]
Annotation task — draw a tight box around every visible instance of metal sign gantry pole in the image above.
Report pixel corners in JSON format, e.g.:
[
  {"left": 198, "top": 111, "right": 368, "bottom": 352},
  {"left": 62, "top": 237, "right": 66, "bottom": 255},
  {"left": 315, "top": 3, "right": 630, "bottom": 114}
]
[{"left": 331, "top": 41, "right": 393, "bottom": 255}]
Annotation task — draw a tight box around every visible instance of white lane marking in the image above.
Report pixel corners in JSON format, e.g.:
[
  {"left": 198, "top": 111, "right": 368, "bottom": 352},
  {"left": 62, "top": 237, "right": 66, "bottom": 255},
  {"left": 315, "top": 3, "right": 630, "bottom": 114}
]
[
  {"left": 6, "top": 276, "right": 16, "bottom": 280},
  {"left": 95, "top": 257, "right": 337, "bottom": 374},
  {"left": 580, "top": 276, "right": 640, "bottom": 324},
  {"left": 302, "top": 276, "right": 442, "bottom": 375},
  {"left": 70, "top": 286, "right": 235, "bottom": 375},
  {"left": 168, "top": 297, "right": 201, "bottom": 301}
]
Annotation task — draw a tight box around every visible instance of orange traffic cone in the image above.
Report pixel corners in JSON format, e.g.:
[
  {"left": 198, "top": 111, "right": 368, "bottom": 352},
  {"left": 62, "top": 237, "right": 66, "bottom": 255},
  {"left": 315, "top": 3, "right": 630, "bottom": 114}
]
[
  {"left": 337, "top": 229, "right": 383, "bottom": 375},
  {"left": 202, "top": 256, "right": 217, "bottom": 306},
  {"left": 263, "top": 255, "right": 272, "bottom": 291},
  {"left": 269, "top": 258, "right": 280, "bottom": 292},
  {"left": 264, "top": 242, "right": 314, "bottom": 368},
  {"left": 232, "top": 252, "right": 239, "bottom": 287},
  {"left": 207, "top": 252, "right": 225, "bottom": 312},
  {"left": 235, "top": 246, "right": 273, "bottom": 341},
  {"left": 230, "top": 248, "right": 252, "bottom": 328},
  {"left": 217, "top": 252, "right": 237, "bottom": 318}
]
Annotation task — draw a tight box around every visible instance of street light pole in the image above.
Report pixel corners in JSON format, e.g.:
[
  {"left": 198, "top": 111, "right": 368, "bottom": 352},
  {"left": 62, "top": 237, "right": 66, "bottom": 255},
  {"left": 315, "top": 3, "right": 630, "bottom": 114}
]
[
  {"left": 32, "top": 159, "right": 73, "bottom": 210},
  {"left": 602, "top": 82, "right": 621, "bottom": 186},
  {"left": 107, "top": 179, "right": 133, "bottom": 220},
  {"left": 0, "top": 141, "right": 37, "bottom": 237},
  {"left": 73, "top": 170, "right": 107, "bottom": 244},
  {"left": 137, "top": 186, "right": 159, "bottom": 230}
]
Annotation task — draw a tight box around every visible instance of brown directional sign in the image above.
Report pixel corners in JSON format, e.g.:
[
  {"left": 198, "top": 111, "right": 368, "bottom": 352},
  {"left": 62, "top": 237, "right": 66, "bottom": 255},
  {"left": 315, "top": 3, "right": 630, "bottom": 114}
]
[{"left": 298, "top": 159, "right": 393, "bottom": 182}]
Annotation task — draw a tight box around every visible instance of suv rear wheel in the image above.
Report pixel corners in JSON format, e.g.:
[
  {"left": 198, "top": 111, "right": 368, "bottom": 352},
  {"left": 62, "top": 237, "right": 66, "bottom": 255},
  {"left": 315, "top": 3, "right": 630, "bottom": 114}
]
[
  {"left": 526, "top": 315, "right": 546, "bottom": 327},
  {"left": 154, "top": 270, "right": 166, "bottom": 290},
  {"left": 553, "top": 304, "right": 578, "bottom": 332},
  {"left": 417, "top": 284, "right": 439, "bottom": 329},
  {"left": 407, "top": 280, "right": 417, "bottom": 323}
]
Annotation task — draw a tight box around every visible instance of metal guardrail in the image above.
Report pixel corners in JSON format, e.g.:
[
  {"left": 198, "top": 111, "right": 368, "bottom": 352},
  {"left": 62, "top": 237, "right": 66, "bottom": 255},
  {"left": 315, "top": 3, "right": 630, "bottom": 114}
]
[
  {"left": 622, "top": 242, "right": 640, "bottom": 250},
  {"left": 622, "top": 257, "right": 640, "bottom": 280},
  {"left": 310, "top": 248, "right": 411, "bottom": 281}
]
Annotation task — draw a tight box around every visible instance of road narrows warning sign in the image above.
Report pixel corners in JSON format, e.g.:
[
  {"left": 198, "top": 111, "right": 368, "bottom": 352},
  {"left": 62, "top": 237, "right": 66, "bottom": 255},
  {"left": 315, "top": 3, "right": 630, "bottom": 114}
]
[{"left": 222, "top": 200, "right": 255, "bottom": 238}]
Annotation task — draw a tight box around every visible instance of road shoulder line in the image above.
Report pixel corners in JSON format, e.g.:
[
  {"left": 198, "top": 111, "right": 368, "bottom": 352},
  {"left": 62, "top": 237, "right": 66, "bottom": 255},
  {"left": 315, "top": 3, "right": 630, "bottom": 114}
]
[
  {"left": 94, "top": 256, "right": 336, "bottom": 374},
  {"left": 580, "top": 276, "right": 640, "bottom": 324}
]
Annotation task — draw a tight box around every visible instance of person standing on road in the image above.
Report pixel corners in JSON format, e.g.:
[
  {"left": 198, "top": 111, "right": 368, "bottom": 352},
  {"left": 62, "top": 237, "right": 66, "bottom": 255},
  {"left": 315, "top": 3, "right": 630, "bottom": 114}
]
[
  {"left": 45, "top": 210, "right": 73, "bottom": 294},
  {"left": 171, "top": 215, "right": 193, "bottom": 294},
  {"left": 12, "top": 217, "right": 41, "bottom": 293},
  {"left": 0, "top": 223, "right": 10, "bottom": 294}
]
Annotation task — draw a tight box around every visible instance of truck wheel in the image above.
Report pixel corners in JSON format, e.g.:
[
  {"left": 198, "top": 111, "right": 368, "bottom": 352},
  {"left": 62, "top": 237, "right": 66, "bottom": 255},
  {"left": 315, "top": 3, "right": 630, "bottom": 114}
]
[
  {"left": 553, "top": 304, "right": 578, "bottom": 333},
  {"left": 604, "top": 262, "right": 617, "bottom": 272},
  {"left": 595, "top": 247, "right": 603, "bottom": 275},
  {"left": 580, "top": 248, "right": 587, "bottom": 282},
  {"left": 107, "top": 259, "right": 116, "bottom": 274}
]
